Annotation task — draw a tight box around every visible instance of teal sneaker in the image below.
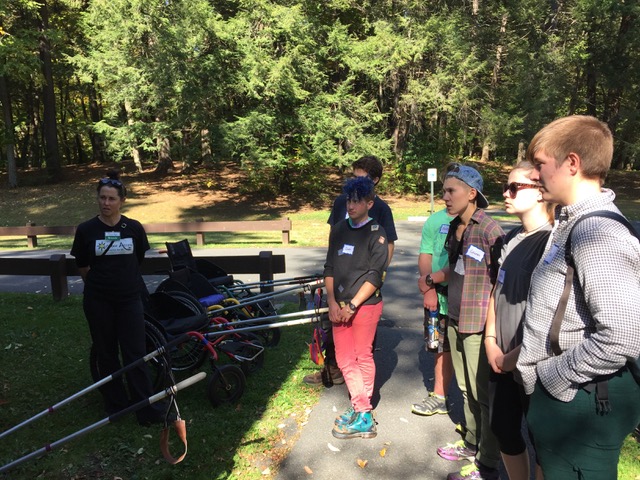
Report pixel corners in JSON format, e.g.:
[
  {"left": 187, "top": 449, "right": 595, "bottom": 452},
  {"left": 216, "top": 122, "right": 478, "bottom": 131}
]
[
  {"left": 332, "top": 411, "right": 377, "bottom": 439},
  {"left": 334, "top": 406, "right": 356, "bottom": 427}
]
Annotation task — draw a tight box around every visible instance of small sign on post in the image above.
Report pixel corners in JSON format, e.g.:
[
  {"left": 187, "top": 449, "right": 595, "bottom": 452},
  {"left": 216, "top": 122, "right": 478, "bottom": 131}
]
[{"left": 427, "top": 168, "right": 437, "bottom": 214}]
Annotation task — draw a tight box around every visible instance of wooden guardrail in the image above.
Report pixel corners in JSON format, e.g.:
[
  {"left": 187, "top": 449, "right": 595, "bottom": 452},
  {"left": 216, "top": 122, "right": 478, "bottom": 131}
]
[
  {"left": 0, "top": 218, "right": 292, "bottom": 248},
  {"left": 0, "top": 251, "right": 286, "bottom": 301}
]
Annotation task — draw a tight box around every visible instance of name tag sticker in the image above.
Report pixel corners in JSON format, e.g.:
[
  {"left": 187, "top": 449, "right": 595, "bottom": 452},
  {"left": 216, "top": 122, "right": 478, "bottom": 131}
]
[
  {"left": 105, "top": 231, "right": 121, "bottom": 241},
  {"left": 454, "top": 257, "right": 465, "bottom": 275},
  {"left": 371, "top": 224, "right": 379, "bottom": 231},
  {"left": 466, "top": 244, "right": 485, "bottom": 262},
  {"left": 439, "top": 224, "right": 450, "bottom": 235},
  {"left": 497, "top": 268, "right": 506, "bottom": 284},
  {"left": 342, "top": 244, "right": 355, "bottom": 255},
  {"left": 543, "top": 244, "right": 559, "bottom": 264},
  {"left": 95, "top": 238, "right": 134, "bottom": 256}
]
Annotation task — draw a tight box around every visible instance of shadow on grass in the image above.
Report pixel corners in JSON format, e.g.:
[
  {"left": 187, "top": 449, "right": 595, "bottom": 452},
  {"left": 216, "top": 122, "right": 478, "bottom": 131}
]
[{"left": 0, "top": 293, "right": 318, "bottom": 479}]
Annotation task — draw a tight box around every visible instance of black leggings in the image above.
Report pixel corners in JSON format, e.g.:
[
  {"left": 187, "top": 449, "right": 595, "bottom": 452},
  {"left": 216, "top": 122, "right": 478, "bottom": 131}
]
[
  {"left": 488, "top": 370, "right": 530, "bottom": 455},
  {"left": 83, "top": 292, "right": 158, "bottom": 418}
]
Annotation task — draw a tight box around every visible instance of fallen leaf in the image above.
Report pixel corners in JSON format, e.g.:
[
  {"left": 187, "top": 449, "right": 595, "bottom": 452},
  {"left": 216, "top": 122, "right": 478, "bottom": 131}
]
[
  {"left": 261, "top": 467, "right": 271, "bottom": 475},
  {"left": 278, "top": 423, "right": 286, "bottom": 429},
  {"left": 357, "top": 458, "right": 368, "bottom": 468},
  {"left": 379, "top": 447, "right": 387, "bottom": 457},
  {"left": 327, "top": 442, "right": 340, "bottom": 452},
  {"left": 399, "top": 417, "right": 409, "bottom": 423},
  {"left": 304, "top": 465, "right": 313, "bottom": 474}
]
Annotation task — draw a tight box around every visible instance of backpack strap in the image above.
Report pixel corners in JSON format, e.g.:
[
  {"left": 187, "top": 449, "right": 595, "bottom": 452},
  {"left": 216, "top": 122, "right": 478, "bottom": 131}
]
[
  {"left": 550, "top": 210, "right": 638, "bottom": 355},
  {"left": 550, "top": 210, "right": 640, "bottom": 411}
]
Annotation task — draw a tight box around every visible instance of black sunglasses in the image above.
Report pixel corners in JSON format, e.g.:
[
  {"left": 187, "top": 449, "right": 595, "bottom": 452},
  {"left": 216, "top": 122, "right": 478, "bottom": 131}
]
[{"left": 503, "top": 182, "right": 539, "bottom": 199}]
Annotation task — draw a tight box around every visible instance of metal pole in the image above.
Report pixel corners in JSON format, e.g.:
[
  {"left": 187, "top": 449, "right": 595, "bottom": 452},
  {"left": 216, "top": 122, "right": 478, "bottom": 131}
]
[{"left": 430, "top": 181, "right": 435, "bottom": 215}]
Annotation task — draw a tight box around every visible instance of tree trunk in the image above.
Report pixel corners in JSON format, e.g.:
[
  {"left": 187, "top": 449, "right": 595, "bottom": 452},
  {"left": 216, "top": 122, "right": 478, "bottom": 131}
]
[
  {"left": 30, "top": 94, "right": 42, "bottom": 168},
  {"left": 492, "top": 14, "right": 508, "bottom": 88},
  {"left": 75, "top": 133, "right": 86, "bottom": 164},
  {"left": 201, "top": 129, "right": 212, "bottom": 164},
  {"left": 124, "top": 99, "right": 143, "bottom": 172},
  {"left": 481, "top": 142, "right": 491, "bottom": 162},
  {"left": 155, "top": 136, "right": 173, "bottom": 175},
  {"left": 517, "top": 141, "right": 526, "bottom": 163},
  {"left": 472, "top": 0, "right": 479, "bottom": 16},
  {"left": 0, "top": 75, "right": 18, "bottom": 187},
  {"left": 602, "top": 12, "right": 633, "bottom": 134},
  {"left": 39, "top": 1, "right": 61, "bottom": 181},
  {"left": 88, "top": 85, "right": 107, "bottom": 163}
]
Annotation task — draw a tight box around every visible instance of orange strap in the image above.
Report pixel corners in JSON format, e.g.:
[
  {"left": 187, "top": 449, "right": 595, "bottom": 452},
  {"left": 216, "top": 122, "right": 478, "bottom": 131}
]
[{"left": 160, "top": 419, "right": 188, "bottom": 464}]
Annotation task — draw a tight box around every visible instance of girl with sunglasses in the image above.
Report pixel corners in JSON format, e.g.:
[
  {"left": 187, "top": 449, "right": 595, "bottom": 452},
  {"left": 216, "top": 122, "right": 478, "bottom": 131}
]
[
  {"left": 484, "top": 160, "right": 554, "bottom": 480},
  {"left": 71, "top": 170, "right": 166, "bottom": 425}
]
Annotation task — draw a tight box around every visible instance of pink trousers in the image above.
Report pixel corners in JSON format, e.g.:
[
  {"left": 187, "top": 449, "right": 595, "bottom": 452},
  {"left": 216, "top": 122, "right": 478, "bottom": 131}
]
[{"left": 333, "top": 302, "right": 383, "bottom": 412}]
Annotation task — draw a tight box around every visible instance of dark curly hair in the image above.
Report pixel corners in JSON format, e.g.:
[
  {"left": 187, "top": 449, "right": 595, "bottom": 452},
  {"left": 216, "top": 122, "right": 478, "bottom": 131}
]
[{"left": 352, "top": 156, "right": 383, "bottom": 183}]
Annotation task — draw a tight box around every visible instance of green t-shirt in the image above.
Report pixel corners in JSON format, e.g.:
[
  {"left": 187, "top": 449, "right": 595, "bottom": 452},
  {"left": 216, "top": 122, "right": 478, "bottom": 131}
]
[{"left": 420, "top": 208, "right": 455, "bottom": 314}]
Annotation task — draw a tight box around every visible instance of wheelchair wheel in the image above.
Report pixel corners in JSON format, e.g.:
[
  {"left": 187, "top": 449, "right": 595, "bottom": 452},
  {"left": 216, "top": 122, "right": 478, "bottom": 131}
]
[
  {"left": 144, "top": 320, "right": 171, "bottom": 391},
  {"left": 256, "top": 327, "right": 281, "bottom": 348},
  {"left": 169, "top": 335, "right": 208, "bottom": 372},
  {"left": 162, "top": 290, "right": 208, "bottom": 372},
  {"left": 207, "top": 364, "right": 246, "bottom": 407},
  {"left": 233, "top": 310, "right": 281, "bottom": 348},
  {"left": 165, "top": 290, "right": 207, "bottom": 315},
  {"left": 89, "top": 320, "right": 169, "bottom": 393}
]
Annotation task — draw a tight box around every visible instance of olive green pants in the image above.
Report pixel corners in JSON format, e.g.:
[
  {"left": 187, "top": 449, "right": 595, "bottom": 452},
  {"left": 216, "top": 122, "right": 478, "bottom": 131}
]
[{"left": 448, "top": 319, "right": 501, "bottom": 469}]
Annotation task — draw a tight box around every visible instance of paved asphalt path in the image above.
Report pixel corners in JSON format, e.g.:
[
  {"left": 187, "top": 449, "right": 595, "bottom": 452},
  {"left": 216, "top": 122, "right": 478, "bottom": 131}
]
[{"left": 275, "top": 220, "right": 478, "bottom": 480}]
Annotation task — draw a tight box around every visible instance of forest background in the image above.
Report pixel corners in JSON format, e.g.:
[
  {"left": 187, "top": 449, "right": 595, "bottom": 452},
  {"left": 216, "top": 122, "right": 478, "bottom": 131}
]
[{"left": 1, "top": 0, "right": 640, "bottom": 197}]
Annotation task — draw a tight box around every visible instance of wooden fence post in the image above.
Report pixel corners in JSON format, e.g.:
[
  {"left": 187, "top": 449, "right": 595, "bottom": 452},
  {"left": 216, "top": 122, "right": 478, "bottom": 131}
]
[
  {"left": 27, "top": 222, "right": 38, "bottom": 248},
  {"left": 195, "top": 218, "right": 205, "bottom": 245},
  {"left": 49, "top": 254, "right": 68, "bottom": 301},
  {"left": 258, "top": 251, "right": 274, "bottom": 293}
]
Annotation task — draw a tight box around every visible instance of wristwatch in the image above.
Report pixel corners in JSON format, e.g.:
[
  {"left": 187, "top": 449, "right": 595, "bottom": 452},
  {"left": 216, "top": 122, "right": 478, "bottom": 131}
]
[
  {"left": 348, "top": 301, "right": 358, "bottom": 312},
  {"left": 425, "top": 274, "right": 434, "bottom": 288}
]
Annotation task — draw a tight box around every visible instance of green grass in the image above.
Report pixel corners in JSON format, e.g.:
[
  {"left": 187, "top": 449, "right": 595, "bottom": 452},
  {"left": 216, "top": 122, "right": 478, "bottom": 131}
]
[
  {"left": 0, "top": 293, "right": 322, "bottom": 479},
  {"left": 1, "top": 294, "right": 639, "bottom": 479},
  {"left": 620, "top": 433, "right": 640, "bottom": 480}
]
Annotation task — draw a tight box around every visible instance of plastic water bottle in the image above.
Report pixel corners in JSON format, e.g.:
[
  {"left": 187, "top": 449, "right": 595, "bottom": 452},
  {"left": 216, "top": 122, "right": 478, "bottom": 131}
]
[{"left": 427, "top": 310, "right": 439, "bottom": 351}]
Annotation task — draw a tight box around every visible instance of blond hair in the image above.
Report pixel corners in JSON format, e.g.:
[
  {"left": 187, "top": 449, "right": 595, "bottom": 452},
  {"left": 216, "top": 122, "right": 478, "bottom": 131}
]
[
  {"left": 526, "top": 115, "right": 613, "bottom": 182},
  {"left": 512, "top": 159, "right": 556, "bottom": 223}
]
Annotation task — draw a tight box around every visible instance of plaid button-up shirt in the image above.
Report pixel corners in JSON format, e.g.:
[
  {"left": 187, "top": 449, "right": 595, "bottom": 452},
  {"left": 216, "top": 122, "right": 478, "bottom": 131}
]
[
  {"left": 446, "top": 209, "right": 504, "bottom": 333},
  {"left": 518, "top": 189, "right": 640, "bottom": 401}
]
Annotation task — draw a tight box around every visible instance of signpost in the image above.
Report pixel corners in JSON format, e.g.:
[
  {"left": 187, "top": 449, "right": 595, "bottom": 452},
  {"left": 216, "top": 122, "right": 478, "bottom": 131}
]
[{"left": 427, "top": 168, "right": 437, "bottom": 214}]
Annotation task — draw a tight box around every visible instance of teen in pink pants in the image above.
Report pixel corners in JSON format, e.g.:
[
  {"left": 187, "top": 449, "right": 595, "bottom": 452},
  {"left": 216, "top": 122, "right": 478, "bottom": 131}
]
[{"left": 333, "top": 303, "right": 383, "bottom": 412}]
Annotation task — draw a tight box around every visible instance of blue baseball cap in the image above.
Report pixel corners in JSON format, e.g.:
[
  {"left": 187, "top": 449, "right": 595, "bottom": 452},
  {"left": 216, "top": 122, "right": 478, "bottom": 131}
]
[{"left": 444, "top": 165, "right": 489, "bottom": 208}]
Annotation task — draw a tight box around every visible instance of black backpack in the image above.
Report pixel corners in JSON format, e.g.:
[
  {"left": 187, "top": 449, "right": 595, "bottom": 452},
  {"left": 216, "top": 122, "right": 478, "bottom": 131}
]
[{"left": 551, "top": 210, "right": 640, "bottom": 388}]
